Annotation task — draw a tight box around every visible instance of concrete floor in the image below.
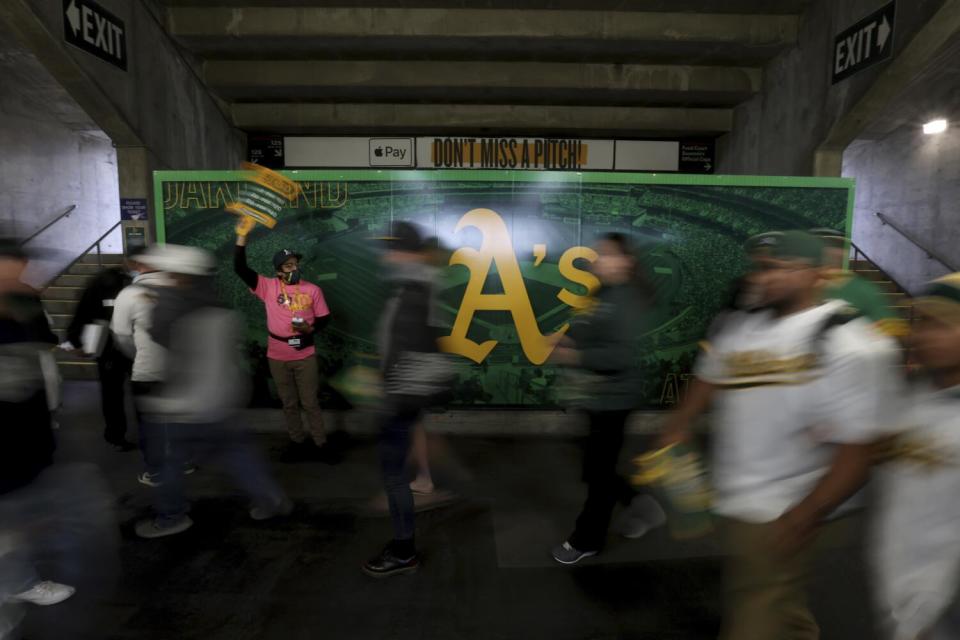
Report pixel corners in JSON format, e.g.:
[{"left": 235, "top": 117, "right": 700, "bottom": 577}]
[{"left": 19, "top": 382, "right": 879, "bottom": 640}]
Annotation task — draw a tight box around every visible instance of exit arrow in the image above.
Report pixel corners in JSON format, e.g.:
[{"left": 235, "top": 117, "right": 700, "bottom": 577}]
[
  {"left": 877, "top": 16, "right": 892, "bottom": 50},
  {"left": 66, "top": 0, "right": 80, "bottom": 35}
]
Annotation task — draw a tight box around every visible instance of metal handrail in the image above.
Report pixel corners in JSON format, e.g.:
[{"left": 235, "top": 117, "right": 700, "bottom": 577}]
[
  {"left": 848, "top": 240, "right": 913, "bottom": 296},
  {"left": 876, "top": 211, "right": 959, "bottom": 272},
  {"left": 50, "top": 221, "right": 124, "bottom": 285},
  {"left": 19, "top": 205, "right": 77, "bottom": 246}
]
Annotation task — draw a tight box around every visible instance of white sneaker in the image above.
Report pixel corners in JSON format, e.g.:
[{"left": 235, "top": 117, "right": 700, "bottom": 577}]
[
  {"left": 618, "top": 495, "right": 667, "bottom": 540},
  {"left": 11, "top": 581, "right": 76, "bottom": 606}
]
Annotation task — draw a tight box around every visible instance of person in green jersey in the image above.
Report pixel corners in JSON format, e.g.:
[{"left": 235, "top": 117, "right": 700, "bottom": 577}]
[{"left": 811, "top": 228, "right": 908, "bottom": 339}]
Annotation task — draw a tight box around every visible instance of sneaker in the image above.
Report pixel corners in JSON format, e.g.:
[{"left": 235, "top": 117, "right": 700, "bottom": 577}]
[
  {"left": 135, "top": 516, "right": 194, "bottom": 539},
  {"left": 11, "top": 581, "right": 76, "bottom": 606},
  {"left": 552, "top": 541, "right": 597, "bottom": 565},
  {"left": 108, "top": 440, "right": 138, "bottom": 452},
  {"left": 137, "top": 471, "right": 163, "bottom": 487},
  {"left": 617, "top": 495, "right": 667, "bottom": 540},
  {"left": 250, "top": 497, "right": 294, "bottom": 521},
  {"left": 362, "top": 545, "right": 420, "bottom": 578},
  {"left": 182, "top": 463, "right": 198, "bottom": 475},
  {"left": 409, "top": 479, "right": 435, "bottom": 495},
  {"left": 311, "top": 443, "right": 342, "bottom": 465}
]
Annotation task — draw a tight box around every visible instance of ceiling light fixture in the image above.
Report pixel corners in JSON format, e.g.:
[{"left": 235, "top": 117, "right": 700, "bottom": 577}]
[{"left": 923, "top": 119, "right": 948, "bottom": 135}]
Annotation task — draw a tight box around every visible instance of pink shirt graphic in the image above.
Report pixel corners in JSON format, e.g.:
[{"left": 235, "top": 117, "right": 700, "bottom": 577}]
[{"left": 251, "top": 275, "right": 330, "bottom": 361}]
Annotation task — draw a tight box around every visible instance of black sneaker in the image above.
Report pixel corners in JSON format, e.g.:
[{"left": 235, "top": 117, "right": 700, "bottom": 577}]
[
  {"left": 362, "top": 545, "right": 420, "bottom": 578},
  {"left": 108, "top": 440, "right": 137, "bottom": 452}
]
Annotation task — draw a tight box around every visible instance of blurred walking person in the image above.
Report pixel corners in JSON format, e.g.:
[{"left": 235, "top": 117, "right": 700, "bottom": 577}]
[
  {"left": 62, "top": 259, "right": 134, "bottom": 451},
  {"left": 660, "top": 230, "right": 898, "bottom": 639},
  {"left": 234, "top": 217, "right": 334, "bottom": 462},
  {"left": 133, "top": 245, "right": 291, "bottom": 539},
  {"left": 362, "top": 222, "right": 453, "bottom": 578},
  {"left": 0, "top": 239, "right": 116, "bottom": 638},
  {"left": 873, "top": 273, "right": 960, "bottom": 640},
  {"left": 550, "top": 233, "right": 661, "bottom": 565},
  {"left": 110, "top": 247, "right": 176, "bottom": 485}
]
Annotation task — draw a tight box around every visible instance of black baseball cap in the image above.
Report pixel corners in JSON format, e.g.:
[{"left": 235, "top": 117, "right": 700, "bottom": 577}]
[
  {"left": 272, "top": 249, "right": 302, "bottom": 269},
  {"left": 377, "top": 221, "right": 425, "bottom": 253}
]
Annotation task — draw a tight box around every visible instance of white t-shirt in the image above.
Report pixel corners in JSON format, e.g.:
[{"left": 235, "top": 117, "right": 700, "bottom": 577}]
[
  {"left": 696, "top": 299, "right": 899, "bottom": 523},
  {"left": 873, "top": 383, "right": 960, "bottom": 640},
  {"left": 110, "top": 272, "right": 172, "bottom": 382}
]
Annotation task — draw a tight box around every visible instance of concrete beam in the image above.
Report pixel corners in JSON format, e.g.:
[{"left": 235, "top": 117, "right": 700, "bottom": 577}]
[
  {"left": 0, "top": 0, "right": 141, "bottom": 146},
  {"left": 169, "top": 7, "right": 797, "bottom": 44},
  {"left": 205, "top": 60, "right": 762, "bottom": 95},
  {"left": 231, "top": 103, "right": 732, "bottom": 135},
  {"left": 815, "top": 0, "right": 960, "bottom": 176}
]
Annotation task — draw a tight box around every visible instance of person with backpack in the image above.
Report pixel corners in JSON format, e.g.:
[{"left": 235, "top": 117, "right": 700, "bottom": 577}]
[
  {"left": 659, "top": 230, "right": 899, "bottom": 639},
  {"left": 362, "top": 222, "right": 452, "bottom": 578},
  {"left": 132, "top": 244, "right": 291, "bottom": 539}
]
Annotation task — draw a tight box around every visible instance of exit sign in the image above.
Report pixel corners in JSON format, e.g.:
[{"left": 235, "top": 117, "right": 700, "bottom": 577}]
[
  {"left": 62, "top": 0, "right": 127, "bottom": 71},
  {"left": 832, "top": 1, "right": 895, "bottom": 83}
]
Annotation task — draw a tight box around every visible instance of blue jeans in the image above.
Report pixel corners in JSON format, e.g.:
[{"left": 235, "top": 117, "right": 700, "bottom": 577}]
[
  {"left": 153, "top": 420, "right": 286, "bottom": 525},
  {"left": 379, "top": 410, "right": 421, "bottom": 542}
]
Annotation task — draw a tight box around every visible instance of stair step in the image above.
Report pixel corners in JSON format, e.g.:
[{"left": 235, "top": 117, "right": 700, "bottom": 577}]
[
  {"left": 53, "top": 274, "right": 95, "bottom": 288},
  {"left": 78, "top": 254, "right": 124, "bottom": 266},
  {"left": 68, "top": 263, "right": 112, "bottom": 276},
  {"left": 42, "top": 286, "right": 83, "bottom": 301},
  {"left": 48, "top": 314, "right": 73, "bottom": 330},
  {"left": 57, "top": 360, "right": 99, "bottom": 381},
  {"left": 42, "top": 300, "right": 78, "bottom": 315}
]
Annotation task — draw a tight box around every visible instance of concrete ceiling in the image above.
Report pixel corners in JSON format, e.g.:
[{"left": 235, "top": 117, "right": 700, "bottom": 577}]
[{"left": 159, "top": 1, "right": 810, "bottom": 137}]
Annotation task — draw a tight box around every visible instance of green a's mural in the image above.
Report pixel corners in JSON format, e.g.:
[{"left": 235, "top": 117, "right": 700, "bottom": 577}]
[{"left": 155, "top": 170, "right": 854, "bottom": 409}]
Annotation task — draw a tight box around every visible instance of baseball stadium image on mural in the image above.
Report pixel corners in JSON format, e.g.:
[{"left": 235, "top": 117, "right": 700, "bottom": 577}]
[{"left": 155, "top": 170, "right": 854, "bottom": 409}]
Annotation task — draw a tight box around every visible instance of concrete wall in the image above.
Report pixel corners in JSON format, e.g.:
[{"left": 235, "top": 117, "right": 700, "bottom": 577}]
[
  {"left": 843, "top": 124, "right": 960, "bottom": 294},
  {"left": 0, "top": 23, "right": 121, "bottom": 287},
  {"left": 13, "top": 0, "right": 245, "bottom": 170},
  {"left": 717, "top": 0, "right": 948, "bottom": 176}
]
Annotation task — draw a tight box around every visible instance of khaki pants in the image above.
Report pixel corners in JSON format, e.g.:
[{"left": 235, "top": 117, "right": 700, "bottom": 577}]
[
  {"left": 268, "top": 357, "right": 326, "bottom": 446},
  {"left": 719, "top": 517, "right": 828, "bottom": 640}
]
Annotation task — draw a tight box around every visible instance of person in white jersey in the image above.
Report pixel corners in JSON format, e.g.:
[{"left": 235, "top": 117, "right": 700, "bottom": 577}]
[
  {"left": 872, "top": 273, "right": 960, "bottom": 640},
  {"left": 660, "top": 230, "right": 898, "bottom": 640}
]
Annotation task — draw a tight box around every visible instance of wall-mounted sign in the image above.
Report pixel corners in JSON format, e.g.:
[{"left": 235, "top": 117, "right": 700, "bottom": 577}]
[
  {"left": 833, "top": 1, "right": 895, "bottom": 83},
  {"left": 120, "top": 198, "right": 147, "bottom": 221},
  {"left": 247, "top": 135, "right": 285, "bottom": 169},
  {"left": 283, "top": 136, "right": 715, "bottom": 173},
  {"left": 369, "top": 138, "right": 415, "bottom": 167},
  {"left": 62, "top": 0, "right": 127, "bottom": 71}
]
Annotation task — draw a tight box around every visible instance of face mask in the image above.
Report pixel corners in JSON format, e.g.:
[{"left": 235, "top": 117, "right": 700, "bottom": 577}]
[{"left": 281, "top": 270, "right": 301, "bottom": 285}]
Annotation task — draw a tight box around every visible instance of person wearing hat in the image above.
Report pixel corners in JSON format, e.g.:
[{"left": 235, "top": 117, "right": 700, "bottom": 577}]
[
  {"left": 235, "top": 217, "right": 332, "bottom": 462},
  {"left": 659, "top": 230, "right": 900, "bottom": 639},
  {"left": 363, "top": 221, "right": 452, "bottom": 578},
  {"left": 872, "top": 273, "right": 960, "bottom": 640},
  {"left": 111, "top": 245, "right": 180, "bottom": 486},
  {"left": 133, "top": 244, "right": 291, "bottom": 538},
  {"left": 811, "top": 228, "right": 907, "bottom": 339}
]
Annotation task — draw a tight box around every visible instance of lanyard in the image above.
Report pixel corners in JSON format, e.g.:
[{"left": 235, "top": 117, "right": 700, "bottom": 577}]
[{"left": 278, "top": 279, "right": 300, "bottom": 307}]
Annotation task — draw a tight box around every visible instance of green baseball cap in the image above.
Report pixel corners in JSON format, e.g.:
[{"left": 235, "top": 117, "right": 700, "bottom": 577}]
[{"left": 746, "top": 230, "right": 824, "bottom": 266}]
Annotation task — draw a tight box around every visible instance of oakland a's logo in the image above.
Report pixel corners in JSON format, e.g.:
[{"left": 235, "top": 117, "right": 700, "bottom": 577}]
[{"left": 439, "top": 208, "right": 599, "bottom": 365}]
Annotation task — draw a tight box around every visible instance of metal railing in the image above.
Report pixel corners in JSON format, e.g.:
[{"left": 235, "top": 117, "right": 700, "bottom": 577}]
[
  {"left": 54, "top": 221, "right": 124, "bottom": 281},
  {"left": 876, "top": 211, "right": 959, "bottom": 272},
  {"left": 19, "top": 205, "right": 77, "bottom": 246}
]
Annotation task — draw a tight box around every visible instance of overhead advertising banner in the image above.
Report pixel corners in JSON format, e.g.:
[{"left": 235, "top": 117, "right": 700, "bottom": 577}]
[
  {"left": 156, "top": 170, "right": 852, "bottom": 409},
  {"left": 417, "top": 137, "right": 610, "bottom": 171},
  {"left": 279, "top": 136, "right": 715, "bottom": 173}
]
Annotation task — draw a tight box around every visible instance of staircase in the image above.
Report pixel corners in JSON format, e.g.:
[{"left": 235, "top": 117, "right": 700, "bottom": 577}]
[
  {"left": 43, "top": 253, "right": 126, "bottom": 380},
  {"left": 848, "top": 258, "right": 914, "bottom": 323}
]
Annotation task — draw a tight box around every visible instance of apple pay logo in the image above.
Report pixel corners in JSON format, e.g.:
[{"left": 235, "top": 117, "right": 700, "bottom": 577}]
[{"left": 369, "top": 138, "right": 415, "bottom": 167}]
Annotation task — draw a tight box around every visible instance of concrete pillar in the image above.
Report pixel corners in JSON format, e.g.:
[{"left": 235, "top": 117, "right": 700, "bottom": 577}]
[{"left": 116, "top": 146, "right": 157, "bottom": 250}]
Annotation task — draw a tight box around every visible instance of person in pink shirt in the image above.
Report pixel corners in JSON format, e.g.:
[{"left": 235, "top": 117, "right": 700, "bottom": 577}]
[{"left": 234, "top": 217, "right": 334, "bottom": 462}]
